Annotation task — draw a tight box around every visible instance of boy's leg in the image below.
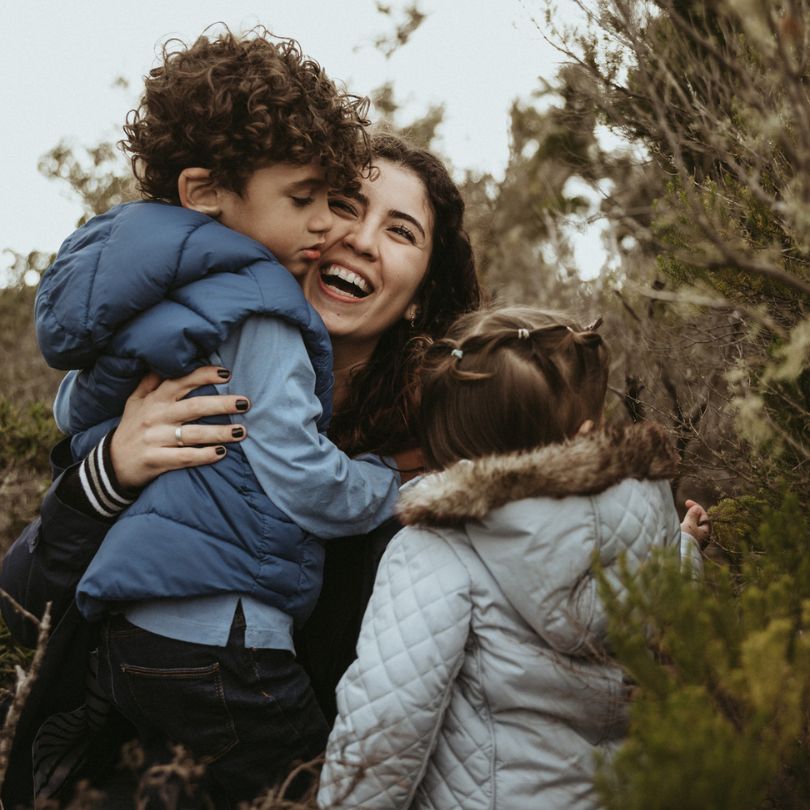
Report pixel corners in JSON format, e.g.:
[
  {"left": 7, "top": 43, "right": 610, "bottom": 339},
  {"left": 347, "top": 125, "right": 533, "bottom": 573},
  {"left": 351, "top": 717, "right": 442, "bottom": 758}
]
[
  {"left": 208, "top": 632, "right": 329, "bottom": 802},
  {"left": 97, "top": 612, "right": 328, "bottom": 804}
]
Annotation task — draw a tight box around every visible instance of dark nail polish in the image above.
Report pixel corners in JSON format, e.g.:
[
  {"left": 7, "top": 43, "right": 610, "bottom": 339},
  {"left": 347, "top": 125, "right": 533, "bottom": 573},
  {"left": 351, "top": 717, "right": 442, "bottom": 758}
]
[
  {"left": 215, "top": 446, "right": 226, "bottom": 456},
  {"left": 217, "top": 368, "right": 231, "bottom": 379},
  {"left": 231, "top": 427, "right": 245, "bottom": 438},
  {"left": 236, "top": 399, "right": 249, "bottom": 411}
]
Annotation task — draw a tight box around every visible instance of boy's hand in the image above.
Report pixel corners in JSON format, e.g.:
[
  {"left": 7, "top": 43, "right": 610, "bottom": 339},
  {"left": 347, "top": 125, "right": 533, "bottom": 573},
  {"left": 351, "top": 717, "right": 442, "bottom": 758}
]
[
  {"left": 111, "top": 366, "right": 251, "bottom": 489},
  {"left": 681, "top": 499, "right": 711, "bottom": 548}
]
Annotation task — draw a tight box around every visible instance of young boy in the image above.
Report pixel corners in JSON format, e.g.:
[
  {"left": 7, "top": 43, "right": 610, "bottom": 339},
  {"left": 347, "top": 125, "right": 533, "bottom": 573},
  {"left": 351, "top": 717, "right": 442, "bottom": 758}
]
[{"left": 35, "top": 29, "right": 399, "bottom": 802}]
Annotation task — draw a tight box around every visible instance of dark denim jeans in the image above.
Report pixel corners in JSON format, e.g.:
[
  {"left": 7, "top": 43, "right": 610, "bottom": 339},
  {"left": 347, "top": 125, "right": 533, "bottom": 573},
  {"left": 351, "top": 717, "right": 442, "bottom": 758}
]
[{"left": 97, "top": 610, "right": 329, "bottom": 805}]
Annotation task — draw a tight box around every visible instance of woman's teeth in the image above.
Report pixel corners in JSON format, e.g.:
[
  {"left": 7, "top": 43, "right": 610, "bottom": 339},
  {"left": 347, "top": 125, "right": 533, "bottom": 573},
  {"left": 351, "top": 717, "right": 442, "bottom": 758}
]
[{"left": 321, "top": 265, "right": 372, "bottom": 298}]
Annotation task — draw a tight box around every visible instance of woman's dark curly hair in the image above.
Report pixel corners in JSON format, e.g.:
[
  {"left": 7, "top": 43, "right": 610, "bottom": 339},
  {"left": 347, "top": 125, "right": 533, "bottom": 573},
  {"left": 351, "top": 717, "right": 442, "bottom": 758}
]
[
  {"left": 330, "top": 132, "right": 486, "bottom": 458},
  {"left": 122, "top": 26, "right": 371, "bottom": 202}
]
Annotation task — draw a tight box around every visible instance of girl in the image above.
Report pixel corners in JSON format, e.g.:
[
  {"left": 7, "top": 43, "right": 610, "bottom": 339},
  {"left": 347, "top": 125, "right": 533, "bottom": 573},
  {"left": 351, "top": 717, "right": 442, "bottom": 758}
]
[{"left": 318, "top": 306, "right": 709, "bottom": 810}]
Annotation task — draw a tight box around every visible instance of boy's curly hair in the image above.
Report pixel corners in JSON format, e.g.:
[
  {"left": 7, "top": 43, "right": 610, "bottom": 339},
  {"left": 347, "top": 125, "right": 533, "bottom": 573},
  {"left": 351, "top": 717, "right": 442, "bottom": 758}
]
[{"left": 122, "top": 27, "right": 371, "bottom": 203}]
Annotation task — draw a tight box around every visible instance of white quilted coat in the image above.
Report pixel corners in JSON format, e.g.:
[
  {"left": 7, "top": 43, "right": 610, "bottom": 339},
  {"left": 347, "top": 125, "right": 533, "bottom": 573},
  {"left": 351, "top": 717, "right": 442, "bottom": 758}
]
[{"left": 318, "top": 424, "right": 696, "bottom": 809}]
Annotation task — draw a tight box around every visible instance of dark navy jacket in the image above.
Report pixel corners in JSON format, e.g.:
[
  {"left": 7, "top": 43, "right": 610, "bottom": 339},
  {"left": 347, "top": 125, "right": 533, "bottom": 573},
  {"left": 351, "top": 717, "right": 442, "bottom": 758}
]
[
  {"left": 36, "top": 202, "right": 334, "bottom": 624},
  {"left": 0, "top": 443, "right": 135, "bottom": 806}
]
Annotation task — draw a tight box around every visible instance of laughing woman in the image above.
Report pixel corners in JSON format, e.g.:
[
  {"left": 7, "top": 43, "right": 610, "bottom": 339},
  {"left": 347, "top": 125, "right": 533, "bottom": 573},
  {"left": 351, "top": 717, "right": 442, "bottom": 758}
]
[{"left": 0, "top": 133, "right": 483, "bottom": 805}]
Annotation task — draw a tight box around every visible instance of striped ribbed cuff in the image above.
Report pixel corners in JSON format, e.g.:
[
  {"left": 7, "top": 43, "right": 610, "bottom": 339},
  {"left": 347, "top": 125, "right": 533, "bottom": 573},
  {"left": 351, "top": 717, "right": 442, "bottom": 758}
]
[{"left": 77, "top": 433, "right": 138, "bottom": 519}]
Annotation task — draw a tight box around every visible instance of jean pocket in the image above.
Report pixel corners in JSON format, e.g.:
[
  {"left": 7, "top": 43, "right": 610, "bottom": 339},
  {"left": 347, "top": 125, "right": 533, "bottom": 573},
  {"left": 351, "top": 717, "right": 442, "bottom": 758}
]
[{"left": 120, "top": 661, "right": 238, "bottom": 763}]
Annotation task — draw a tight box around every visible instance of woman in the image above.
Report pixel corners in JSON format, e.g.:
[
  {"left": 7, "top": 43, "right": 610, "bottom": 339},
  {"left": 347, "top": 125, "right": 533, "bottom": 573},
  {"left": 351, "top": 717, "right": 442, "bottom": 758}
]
[{"left": 0, "top": 133, "right": 483, "bottom": 805}]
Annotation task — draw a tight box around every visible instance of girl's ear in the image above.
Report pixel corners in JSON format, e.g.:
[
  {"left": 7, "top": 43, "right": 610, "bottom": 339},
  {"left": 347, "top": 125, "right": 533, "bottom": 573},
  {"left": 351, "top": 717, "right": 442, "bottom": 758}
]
[
  {"left": 403, "top": 303, "right": 419, "bottom": 324},
  {"left": 178, "top": 168, "right": 222, "bottom": 215}
]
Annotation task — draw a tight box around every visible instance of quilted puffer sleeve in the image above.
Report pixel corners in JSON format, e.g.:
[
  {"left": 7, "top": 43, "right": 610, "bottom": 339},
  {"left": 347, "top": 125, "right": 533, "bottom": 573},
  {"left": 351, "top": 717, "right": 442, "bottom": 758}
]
[{"left": 318, "top": 528, "right": 472, "bottom": 809}]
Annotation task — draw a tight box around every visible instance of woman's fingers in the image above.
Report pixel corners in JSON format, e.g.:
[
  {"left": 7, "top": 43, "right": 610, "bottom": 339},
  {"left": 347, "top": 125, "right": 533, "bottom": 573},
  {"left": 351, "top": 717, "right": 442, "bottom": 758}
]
[
  {"left": 130, "top": 370, "right": 165, "bottom": 399},
  {"left": 174, "top": 394, "right": 251, "bottom": 424},
  {"left": 151, "top": 445, "right": 232, "bottom": 473},
  {"left": 172, "top": 422, "right": 247, "bottom": 448},
  {"left": 156, "top": 365, "right": 233, "bottom": 401}
]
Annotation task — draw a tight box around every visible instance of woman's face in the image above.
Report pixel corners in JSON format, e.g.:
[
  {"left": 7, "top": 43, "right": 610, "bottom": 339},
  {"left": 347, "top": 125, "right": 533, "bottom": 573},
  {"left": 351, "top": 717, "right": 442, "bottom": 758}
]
[{"left": 301, "top": 159, "right": 434, "bottom": 366}]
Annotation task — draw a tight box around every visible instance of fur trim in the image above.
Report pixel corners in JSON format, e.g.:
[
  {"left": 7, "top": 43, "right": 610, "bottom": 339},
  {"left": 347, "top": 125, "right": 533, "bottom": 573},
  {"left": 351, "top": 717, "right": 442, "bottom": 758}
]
[{"left": 397, "top": 422, "right": 679, "bottom": 527}]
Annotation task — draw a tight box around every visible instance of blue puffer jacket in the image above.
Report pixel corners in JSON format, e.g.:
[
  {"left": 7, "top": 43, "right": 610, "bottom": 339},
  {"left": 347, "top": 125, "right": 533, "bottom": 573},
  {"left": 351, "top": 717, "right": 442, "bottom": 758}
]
[{"left": 36, "top": 202, "right": 334, "bottom": 624}]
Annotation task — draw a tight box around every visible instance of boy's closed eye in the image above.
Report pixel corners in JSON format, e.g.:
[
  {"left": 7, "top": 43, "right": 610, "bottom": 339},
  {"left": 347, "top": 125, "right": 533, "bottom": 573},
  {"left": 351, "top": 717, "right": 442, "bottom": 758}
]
[{"left": 328, "top": 195, "right": 359, "bottom": 217}]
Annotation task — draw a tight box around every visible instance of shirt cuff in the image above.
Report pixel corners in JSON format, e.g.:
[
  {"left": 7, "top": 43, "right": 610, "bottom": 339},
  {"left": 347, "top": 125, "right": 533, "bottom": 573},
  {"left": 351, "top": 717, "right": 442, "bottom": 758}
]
[{"left": 62, "top": 431, "right": 141, "bottom": 520}]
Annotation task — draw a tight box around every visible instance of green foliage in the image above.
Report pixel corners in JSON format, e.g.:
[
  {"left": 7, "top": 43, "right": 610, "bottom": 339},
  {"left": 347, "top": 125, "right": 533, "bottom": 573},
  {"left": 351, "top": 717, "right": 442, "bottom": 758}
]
[
  {"left": 371, "top": 1, "right": 427, "bottom": 59},
  {"left": 597, "top": 494, "right": 810, "bottom": 809},
  {"left": 0, "top": 395, "right": 61, "bottom": 554},
  {"left": 38, "top": 139, "right": 137, "bottom": 220},
  {"left": 540, "top": 2, "right": 810, "bottom": 805},
  {"left": 0, "top": 279, "right": 62, "bottom": 555},
  {"left": 0, "top": 398, "right": 59, "bottom": 472},
  {"left": 370, "top": 81, "right": 445, "bottom": 150}
]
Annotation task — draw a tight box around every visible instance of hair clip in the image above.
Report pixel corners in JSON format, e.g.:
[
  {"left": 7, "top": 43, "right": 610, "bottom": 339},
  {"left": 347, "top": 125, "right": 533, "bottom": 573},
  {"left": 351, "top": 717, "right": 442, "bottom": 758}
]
[
  {"left": 451, "top": 348, "right": 464, "bottom": 360},
  {"left": 584, "top": 316, "right": 603, "bottom": 332},
  {"left": 517, "top": 328, "right": 530, "bottom": 340}
]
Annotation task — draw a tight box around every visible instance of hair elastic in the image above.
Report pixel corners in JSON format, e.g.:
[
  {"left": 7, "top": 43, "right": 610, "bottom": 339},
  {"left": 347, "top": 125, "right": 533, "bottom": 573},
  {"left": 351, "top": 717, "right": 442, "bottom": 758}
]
[
  {"left": 517, "top": 328, "right": 530, "bottom": 340},
  {"left": 451, "top": 348, "right": 464, "bottom": 360}
]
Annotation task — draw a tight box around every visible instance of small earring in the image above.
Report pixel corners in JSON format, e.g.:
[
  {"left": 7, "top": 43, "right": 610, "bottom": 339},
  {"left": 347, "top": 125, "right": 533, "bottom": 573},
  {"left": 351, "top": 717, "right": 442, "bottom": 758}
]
[{"left": 408, "top": 307, "right": 418, "bottom": 329}]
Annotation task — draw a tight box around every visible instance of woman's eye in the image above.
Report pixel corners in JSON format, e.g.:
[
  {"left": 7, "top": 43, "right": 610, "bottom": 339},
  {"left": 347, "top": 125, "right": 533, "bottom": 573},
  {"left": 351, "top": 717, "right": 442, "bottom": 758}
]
[
  {"left": 328, "top": 198, "right": 357, "bottom": 216},
  {"left": 391, "top": 224, "right": 416, "bottom": 244},
  {"left": 292, "top": 196, "right": 314, "bottom": 207}
]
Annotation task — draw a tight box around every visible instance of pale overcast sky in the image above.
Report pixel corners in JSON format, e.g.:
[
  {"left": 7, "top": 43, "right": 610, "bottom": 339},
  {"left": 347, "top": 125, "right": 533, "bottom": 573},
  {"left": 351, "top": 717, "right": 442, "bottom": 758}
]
[{"left": 2, "top": 0, "right": 605, "bottom": 276}]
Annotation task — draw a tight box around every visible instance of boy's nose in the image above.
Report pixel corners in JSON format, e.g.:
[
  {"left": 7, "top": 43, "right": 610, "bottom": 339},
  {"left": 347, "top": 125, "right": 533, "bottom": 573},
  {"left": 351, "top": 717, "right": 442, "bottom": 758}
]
[{"left": 310, "top": 199, "right": 334, "bottom": 233}]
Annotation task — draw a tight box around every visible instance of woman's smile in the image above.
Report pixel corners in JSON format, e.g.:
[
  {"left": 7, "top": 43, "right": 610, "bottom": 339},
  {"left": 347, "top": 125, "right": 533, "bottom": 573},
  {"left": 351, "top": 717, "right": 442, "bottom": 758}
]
[{"left": 318, "top": 263, "right": 373, "bottom": 299}]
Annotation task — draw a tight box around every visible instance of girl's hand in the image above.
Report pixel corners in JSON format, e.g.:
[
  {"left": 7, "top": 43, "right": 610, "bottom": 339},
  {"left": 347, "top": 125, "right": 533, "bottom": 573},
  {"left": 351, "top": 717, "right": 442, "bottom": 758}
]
[
  {"left": 681, "top": 499, "right": 711, "bottom": 548},
  {"left": 110, "top": 366, "right": 251, "bottom": 490}
]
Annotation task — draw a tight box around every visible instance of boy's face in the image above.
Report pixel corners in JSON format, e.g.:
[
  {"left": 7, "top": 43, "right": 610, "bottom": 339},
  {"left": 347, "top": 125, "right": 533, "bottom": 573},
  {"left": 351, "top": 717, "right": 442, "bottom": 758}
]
[{"left": 217, "top": 161, "right": 333, "bottom": 277}]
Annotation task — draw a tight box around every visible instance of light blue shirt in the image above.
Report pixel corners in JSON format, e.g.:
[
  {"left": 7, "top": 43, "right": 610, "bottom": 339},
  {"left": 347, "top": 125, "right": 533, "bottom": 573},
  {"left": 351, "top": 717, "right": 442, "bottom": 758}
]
[{"left": 106, "top": 315, "right": 399, "bottom": 649}]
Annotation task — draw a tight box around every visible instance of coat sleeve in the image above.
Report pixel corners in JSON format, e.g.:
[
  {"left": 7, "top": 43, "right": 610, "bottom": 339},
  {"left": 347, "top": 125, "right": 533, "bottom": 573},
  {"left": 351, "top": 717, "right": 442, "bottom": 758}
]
[
  {"left": 317, "top": 528, "right": 472, "bottom": 809},
  {"left": 544, "top": 479, "right": 692, "bottom": 654},
  {"left": 0, "top": 441, "right": 112, "bottom": 647}
]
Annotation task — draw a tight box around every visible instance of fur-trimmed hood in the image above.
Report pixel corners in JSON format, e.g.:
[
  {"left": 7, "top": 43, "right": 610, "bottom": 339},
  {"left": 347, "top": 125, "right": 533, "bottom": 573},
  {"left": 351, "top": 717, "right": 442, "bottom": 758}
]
[{"left": 398, "top": 421, "right": 678, "bottom": 527}]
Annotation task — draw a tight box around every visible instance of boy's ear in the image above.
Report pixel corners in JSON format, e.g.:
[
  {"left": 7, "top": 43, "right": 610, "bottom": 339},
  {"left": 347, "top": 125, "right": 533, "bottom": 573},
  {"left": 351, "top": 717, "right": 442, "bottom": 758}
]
[{"left": 178, "top": 168, "right": 222, "bottom": 215}]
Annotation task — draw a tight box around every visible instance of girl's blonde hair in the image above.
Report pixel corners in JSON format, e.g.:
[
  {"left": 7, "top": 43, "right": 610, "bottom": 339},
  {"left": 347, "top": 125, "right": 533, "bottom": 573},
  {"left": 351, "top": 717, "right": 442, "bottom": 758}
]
[{"left": 418, "top": 306, "right": 610, "bottom": 469}]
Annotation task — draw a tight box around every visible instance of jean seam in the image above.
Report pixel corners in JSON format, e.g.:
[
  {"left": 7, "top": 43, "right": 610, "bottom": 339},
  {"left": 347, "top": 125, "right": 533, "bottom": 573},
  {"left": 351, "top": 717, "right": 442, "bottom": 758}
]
[{"left": 248, "top": 650, "right": 309, "bottom": 744}]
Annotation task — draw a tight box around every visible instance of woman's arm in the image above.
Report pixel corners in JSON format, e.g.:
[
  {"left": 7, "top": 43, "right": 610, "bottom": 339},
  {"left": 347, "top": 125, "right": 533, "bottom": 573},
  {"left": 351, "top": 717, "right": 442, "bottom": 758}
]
[{"left": 0, "top": 366, "right": 249, "bottom": 644}]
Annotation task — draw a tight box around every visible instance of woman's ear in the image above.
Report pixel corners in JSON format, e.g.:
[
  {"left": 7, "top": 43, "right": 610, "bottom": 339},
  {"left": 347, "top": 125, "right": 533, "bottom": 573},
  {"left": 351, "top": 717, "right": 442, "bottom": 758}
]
[
  {"left": 403, "top": 303, "right": 419, "bottom": 325},
  {"left": 178, "top": 168, "right": 222, "bottom": 215}
]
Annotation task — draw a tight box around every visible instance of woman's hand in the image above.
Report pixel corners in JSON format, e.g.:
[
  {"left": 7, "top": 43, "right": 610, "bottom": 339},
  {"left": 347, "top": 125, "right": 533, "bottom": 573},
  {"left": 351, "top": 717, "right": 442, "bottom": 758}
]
[{"left": 110, "top": 366, "right": 251, "bottom": 490}]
